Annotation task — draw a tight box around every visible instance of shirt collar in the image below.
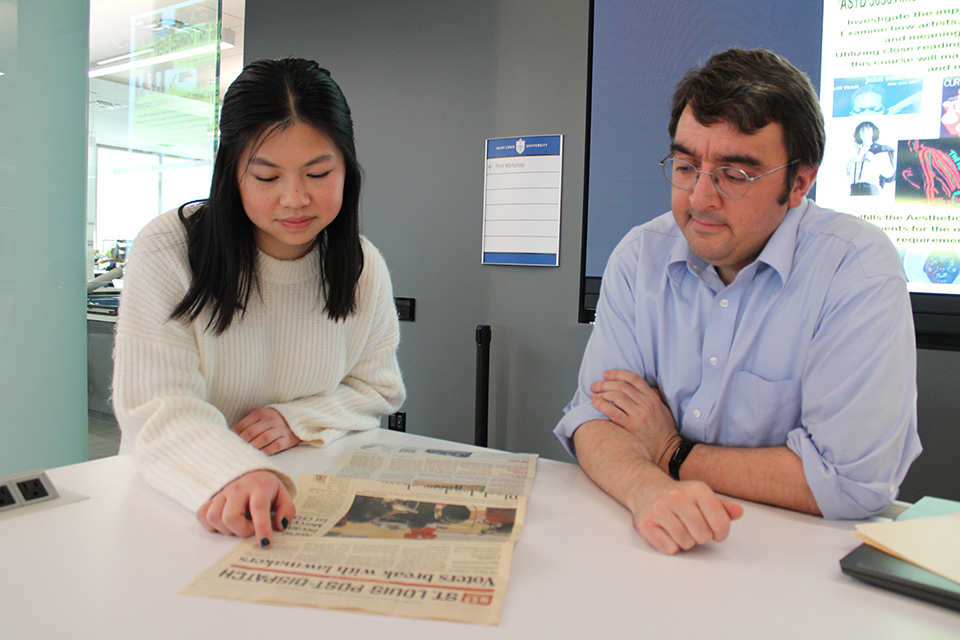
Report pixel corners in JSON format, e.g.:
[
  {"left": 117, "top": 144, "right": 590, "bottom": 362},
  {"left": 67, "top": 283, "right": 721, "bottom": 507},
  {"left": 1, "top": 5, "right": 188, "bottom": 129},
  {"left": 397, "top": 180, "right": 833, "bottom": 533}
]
[
  {"left": 754, "top": 197, "right": 808, "bottom": 287},
  {"left": 667, "top": 242, "right": 705, "bottom": 287}
]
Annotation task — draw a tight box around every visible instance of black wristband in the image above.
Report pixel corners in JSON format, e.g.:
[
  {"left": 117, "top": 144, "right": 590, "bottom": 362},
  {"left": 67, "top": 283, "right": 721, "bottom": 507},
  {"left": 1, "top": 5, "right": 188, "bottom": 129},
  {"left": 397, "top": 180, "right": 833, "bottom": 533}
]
[{"left": 668, "top": 438, "right": 697, "bottom": 480}]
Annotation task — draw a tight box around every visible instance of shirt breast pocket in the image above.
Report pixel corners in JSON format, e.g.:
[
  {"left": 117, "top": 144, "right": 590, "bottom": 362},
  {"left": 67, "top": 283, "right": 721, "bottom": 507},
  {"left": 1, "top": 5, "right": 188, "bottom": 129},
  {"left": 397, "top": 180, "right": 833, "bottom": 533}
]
[{"left": 720, "top": 371, "right": 802, "bottom": 447}]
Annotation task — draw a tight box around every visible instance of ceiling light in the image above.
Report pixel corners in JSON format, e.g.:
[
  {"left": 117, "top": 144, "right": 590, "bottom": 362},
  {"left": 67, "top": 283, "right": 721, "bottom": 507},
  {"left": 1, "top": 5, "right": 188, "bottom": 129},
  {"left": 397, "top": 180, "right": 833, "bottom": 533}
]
[
  {"left": 89, "top": 36, "right": 234, "bottom": 79},
  {"left": 96, "top": 48, "right": 155, "bottom": 66}
]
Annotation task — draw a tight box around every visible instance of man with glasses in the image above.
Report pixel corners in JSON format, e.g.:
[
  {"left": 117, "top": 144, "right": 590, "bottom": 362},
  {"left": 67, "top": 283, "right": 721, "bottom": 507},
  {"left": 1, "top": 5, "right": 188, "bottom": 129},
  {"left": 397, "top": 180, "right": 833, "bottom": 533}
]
[{"left": 555, "top": 49, "right": 920, "bottom": 555}]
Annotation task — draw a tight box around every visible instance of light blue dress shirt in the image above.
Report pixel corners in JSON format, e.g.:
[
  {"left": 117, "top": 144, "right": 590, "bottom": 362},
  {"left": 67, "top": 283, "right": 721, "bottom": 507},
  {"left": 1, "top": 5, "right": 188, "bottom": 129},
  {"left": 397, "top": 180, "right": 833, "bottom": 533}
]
[{"left": 555, "top": 198, "right": 921, "bottom": 519}]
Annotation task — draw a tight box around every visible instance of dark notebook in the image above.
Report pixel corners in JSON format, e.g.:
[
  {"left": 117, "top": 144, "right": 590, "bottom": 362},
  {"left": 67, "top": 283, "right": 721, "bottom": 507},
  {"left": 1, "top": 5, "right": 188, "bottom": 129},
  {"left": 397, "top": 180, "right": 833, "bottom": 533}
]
[
  {"left": 840, "top": 542, "right": 960, "bottom": 612},
  {"left": 840, "top": 497, "right": 960, "bottom": 612}
]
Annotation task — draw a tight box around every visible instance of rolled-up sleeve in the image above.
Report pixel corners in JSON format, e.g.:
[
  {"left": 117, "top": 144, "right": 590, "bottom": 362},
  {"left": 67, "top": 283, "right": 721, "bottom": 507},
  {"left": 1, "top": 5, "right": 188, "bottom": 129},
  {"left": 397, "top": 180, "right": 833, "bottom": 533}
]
[{"left": 787, "top": 259, "right": 920, "bottom": 519}]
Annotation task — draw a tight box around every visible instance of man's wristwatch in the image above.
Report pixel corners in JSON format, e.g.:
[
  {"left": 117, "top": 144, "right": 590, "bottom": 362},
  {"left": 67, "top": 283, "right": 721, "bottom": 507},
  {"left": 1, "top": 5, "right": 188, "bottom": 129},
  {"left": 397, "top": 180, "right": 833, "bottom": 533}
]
[{"left": 668, "top": 437, "right": 697, "bottom": 480}]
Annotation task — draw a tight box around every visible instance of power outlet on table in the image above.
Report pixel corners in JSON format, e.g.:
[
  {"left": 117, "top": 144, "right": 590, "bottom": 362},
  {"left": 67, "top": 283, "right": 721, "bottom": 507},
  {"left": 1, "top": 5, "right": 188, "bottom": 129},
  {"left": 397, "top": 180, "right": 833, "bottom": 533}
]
[
  {"left": 0, "top": 485, "right": 15, "bottom": 508},
  {"left": 17, "top": 478, "right": 50, "bottom": 501},
  {"left": 0, "top": 470, "right": 59, "bottom": 514}
]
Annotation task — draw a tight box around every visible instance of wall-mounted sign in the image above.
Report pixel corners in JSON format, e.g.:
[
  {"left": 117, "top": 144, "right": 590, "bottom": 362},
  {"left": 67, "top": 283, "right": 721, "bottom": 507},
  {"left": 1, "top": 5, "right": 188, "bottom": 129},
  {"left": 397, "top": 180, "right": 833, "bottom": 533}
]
[{"left": 482, "top": 134, "right": 563, "bottom": 266}]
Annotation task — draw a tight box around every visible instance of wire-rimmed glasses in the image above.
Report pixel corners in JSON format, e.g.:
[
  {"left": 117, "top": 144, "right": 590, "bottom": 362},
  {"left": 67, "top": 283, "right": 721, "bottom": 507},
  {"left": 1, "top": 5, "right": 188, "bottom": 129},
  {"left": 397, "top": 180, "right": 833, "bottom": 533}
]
[{"left": 659, "top": 155, "right": 798, "bottom": 199}]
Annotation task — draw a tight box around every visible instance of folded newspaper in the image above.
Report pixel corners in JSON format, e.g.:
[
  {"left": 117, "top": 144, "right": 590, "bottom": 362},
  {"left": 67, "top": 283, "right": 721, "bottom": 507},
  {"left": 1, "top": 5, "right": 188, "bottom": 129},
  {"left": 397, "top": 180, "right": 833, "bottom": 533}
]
[{"left": 182, "top": 442, "right": 538, "bottom": 625}]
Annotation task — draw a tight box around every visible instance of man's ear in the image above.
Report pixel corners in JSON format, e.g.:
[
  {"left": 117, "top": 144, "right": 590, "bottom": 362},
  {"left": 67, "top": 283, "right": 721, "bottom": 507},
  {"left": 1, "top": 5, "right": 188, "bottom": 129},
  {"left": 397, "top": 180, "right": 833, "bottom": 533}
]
[{"left": 787, "top": 165, "right": 819, "bottom": 208}]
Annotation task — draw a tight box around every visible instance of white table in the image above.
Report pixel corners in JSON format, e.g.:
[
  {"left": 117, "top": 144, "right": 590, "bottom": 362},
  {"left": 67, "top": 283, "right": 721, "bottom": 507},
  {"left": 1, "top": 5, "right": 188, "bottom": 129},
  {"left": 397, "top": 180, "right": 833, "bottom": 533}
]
[{"left": 3, "top": 429, "right": 957, "bottom": 638}]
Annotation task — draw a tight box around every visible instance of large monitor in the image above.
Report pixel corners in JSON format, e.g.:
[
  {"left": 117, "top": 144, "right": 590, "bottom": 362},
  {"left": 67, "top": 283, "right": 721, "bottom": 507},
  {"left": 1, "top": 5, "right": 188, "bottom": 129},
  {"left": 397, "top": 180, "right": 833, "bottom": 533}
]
[{"left": 581, "top": 0, "right": 960, "bottom": 350}]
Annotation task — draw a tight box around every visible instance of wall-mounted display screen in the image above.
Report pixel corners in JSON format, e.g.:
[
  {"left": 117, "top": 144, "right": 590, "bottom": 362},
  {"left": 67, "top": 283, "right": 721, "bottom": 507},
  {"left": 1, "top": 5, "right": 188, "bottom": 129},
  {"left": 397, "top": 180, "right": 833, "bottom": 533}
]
[
  {"left": 582, "top": 0, "right": 960, "bottom": 348},
  {"left": 817, "top": 1, "right": 960, "bottom": 346}
]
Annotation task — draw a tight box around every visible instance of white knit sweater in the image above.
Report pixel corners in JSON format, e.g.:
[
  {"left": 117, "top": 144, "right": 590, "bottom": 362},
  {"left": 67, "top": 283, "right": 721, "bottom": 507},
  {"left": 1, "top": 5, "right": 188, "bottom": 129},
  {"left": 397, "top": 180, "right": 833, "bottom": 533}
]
[{"left": 113, "top": 209, "right": 405, "bottom": 511}]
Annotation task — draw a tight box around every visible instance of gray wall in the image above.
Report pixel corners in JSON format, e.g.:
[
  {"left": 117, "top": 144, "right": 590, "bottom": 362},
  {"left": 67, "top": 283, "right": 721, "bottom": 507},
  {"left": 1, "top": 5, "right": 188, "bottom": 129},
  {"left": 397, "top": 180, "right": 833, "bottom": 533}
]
[
  {"left": 244, "top": 0, "right": 591, "bottom": 462},
  {"left": 244, "top": 0, "right": 959, "bottom": 502}
]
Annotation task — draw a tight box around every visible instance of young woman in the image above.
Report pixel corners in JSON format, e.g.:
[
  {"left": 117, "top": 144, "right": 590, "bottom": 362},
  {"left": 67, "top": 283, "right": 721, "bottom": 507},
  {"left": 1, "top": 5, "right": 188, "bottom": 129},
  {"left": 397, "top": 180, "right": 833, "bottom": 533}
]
[{"left": 113, "top": 58, "right": 405, "bottom": 548}]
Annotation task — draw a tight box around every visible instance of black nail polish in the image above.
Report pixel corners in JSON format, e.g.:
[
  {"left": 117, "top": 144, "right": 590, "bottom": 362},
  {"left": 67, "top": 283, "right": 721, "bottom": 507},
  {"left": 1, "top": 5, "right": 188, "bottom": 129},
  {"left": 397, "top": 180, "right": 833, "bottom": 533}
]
[
  {"left": 260, "top": 538, "right": 270, "bottom": 548},
  {"left": 281, "top": 517, "right": 289, "bottom": 530}
]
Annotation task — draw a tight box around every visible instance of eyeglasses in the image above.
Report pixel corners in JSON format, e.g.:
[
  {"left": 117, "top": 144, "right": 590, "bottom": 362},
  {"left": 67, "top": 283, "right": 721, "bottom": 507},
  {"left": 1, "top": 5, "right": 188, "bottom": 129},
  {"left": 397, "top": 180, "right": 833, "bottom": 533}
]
[{"left": 659, "top": 155, "right": 798, "bottom": 199}]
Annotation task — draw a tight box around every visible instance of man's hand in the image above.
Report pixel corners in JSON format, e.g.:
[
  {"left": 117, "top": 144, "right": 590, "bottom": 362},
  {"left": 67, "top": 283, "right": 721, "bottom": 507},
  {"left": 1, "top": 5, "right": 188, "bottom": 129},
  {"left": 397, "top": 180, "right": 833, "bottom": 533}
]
[
  {"left": 195, "top": 470, "right": 296, "bottom": 548},
  {"left": 589, "top": 370, "right": 682, "bottom": 470},
  {"left": 630, "top": 477, "right": 744, "bottom": 554},
  {"left": 233, "top": 407, "right": 302, "bottom": 455},
  {"left": 573, "top": 420, "right": 743, "bottom": 555}
]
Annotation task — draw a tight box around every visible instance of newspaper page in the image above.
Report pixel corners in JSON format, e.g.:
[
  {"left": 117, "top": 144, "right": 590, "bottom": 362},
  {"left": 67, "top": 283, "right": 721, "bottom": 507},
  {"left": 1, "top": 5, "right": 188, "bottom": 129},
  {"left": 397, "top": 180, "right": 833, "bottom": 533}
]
[
  {"left": 324, "top": 442, "right": 538, "bottom": 498},
  {"left": 183, "top": 473, "right": 527, "bottom": 625}
]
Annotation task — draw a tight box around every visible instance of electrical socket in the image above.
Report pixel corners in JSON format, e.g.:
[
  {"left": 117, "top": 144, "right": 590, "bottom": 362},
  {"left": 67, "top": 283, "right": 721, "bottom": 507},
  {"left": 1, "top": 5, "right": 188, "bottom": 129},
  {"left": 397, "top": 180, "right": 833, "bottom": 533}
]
[
  {"left": 394, "top": 297, "right": 415, "bottom": 322},
  {"left": 0, "top": 485, "right": 15, "bottom": 508},
  {"left": 0, "top": 470, "right": 59, "bottom": 514},
  {"left": 388, "top": 411, "right": 407, "bottom": 432},
  {"left": 17, "top": 478, "right": 49, "bottom": 501}
]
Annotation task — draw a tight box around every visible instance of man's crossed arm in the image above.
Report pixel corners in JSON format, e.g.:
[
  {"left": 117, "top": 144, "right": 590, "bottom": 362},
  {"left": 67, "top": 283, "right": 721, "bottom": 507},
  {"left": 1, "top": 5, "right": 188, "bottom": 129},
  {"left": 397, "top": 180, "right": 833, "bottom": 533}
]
[{"left": 573, "top": 369, "right": 820, "bottom": 554}]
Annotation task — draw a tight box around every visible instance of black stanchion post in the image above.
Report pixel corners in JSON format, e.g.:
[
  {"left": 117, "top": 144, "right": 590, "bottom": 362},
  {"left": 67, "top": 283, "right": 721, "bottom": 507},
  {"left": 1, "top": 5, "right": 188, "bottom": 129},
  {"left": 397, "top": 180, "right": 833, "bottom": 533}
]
[{"left": 475, "top": 325, "right": 492, "bottom": 447}]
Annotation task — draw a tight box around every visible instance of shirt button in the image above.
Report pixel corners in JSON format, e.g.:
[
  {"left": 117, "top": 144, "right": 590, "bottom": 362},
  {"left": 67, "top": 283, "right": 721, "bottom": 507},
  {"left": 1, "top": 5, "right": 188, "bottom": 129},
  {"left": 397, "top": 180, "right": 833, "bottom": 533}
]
[
  {"left": 720, "top": 299, "right": 729, "bottom": 308},
  {"left": 709, "top": 356, "right": 719, "bottom": 366},
  {"left": 692, "top": 409, "right": 701, "bottom": 419},
  {"left": 889, "top": 486, "right": 897, "bottom": 496}
]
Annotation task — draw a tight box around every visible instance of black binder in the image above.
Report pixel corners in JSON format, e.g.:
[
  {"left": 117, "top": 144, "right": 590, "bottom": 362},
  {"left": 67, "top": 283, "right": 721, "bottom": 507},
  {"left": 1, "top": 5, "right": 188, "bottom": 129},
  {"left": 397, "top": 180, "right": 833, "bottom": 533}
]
[{"left": 841, "top": 497, "right": 960, "bottom": 612}]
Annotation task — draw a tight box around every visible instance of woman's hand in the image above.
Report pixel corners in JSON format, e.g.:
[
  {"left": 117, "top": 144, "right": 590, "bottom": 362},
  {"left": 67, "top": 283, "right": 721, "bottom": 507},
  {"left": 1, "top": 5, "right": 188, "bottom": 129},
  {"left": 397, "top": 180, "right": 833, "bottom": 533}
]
[
  {"left": 232, "top": 407, "right": 302, "bottom": 455},
  {"left": 195, "top": 470, "right": 296, "bottom": 547}
]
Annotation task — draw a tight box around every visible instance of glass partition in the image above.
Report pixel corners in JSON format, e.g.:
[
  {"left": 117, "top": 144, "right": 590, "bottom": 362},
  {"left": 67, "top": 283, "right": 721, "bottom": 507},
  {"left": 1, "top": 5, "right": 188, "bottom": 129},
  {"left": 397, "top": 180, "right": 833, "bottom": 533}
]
[
  {"left": 84, "top": 2, "right": 243, "bottom": 453},
  {"left": 87, "top": 0, "right": 231, "bottom": 282},
  {"left": 0, "top": 0, "right": 90, "bottom": 473}
]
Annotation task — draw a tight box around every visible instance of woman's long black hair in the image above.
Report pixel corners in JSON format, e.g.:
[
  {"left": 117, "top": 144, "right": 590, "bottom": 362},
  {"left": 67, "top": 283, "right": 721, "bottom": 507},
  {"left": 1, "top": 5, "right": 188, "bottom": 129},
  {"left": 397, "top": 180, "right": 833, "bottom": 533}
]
[{"left": 171, "top": 58, "right": 364, "bottom": 334}]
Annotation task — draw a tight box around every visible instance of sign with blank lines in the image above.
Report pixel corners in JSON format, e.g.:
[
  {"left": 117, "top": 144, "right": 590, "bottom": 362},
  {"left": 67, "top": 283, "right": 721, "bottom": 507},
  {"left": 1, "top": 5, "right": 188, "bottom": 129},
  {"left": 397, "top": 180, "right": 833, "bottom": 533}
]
[{"left": 482, "top": 135, "right": 563, "bottom": 266}]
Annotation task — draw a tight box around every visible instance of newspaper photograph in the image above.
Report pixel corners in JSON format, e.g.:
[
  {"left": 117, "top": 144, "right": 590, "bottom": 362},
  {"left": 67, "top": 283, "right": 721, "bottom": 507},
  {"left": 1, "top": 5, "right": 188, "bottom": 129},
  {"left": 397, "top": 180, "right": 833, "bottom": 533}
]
[
  {"left": 325, "top": 442, "right": 538, "bottom": 497},
  {"left": 183, "top": 473, "right": 527, "bottom": 625}
]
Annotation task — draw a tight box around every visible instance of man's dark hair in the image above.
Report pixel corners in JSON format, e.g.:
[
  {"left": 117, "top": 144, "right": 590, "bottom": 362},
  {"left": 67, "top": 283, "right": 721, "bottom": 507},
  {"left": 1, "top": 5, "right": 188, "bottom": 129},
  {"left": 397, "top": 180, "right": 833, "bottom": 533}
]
[
  {"left": 668, "top": 48, "right": 825, "bottom": 198},
  {"left": 171, "top": 57, "right": 364, "bottom": 334}
]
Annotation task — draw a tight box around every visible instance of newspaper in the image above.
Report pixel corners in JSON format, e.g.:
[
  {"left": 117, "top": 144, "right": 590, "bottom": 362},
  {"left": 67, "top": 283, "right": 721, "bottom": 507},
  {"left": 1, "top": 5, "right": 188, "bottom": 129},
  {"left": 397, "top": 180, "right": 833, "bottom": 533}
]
[
  {"left": 183, "top": 444, "right": 537, "bottom": 625},
  {"left": 324, "top": 442, "right": 538, "bottom": 497}
]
